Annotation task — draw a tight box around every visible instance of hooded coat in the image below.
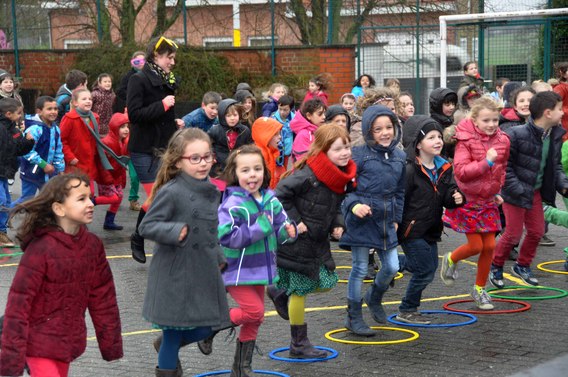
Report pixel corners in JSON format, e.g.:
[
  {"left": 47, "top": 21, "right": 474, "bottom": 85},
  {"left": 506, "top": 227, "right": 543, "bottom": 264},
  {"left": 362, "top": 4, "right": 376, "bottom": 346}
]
[
  {"left": 102, "top": 113, "right": 129, "bottom": 187},
  {"left": 252, "top": 117, "right": 283, "bottom": 189},
  {"left": 0, "top": 114, "right": 34, "bottom": 179},
  {"left": 91, "top": 86, "right": 116, "bottom": 136},
  {"left": 498, "top": 107, "right": 525, "bottom": 132},
  {"left": 339, "top": 105, "right": 406, "bottom": 252},
  {"left": 325, "top": 105, "right": 352, "bottom": 131},
  {"left": 429, "top": 88, "right": 457, "bottom": 128},
  {"left": 290, "top": 110, "right": 317, "bottom": 161},
  {"left": 0, "top": 226, "right": 123, "bottom": 376}
]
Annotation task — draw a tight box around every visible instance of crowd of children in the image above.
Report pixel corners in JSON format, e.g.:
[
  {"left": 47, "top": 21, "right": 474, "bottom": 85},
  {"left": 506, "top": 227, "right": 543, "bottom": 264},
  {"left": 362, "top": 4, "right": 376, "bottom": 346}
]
[{"left": 3, "top": 50, "right": 568, "bottom": 376}]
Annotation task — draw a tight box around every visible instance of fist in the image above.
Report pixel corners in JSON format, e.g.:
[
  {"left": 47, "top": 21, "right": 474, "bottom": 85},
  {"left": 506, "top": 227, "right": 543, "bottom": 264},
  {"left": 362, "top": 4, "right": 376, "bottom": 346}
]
[{"left": 486, "top": 148, "right": 498, "bottom": 163}]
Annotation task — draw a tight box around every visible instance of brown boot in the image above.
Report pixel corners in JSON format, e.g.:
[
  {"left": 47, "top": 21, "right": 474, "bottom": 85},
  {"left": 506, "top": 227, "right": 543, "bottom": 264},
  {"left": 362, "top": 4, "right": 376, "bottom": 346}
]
[
  {"left": 155, "top": 367, "right": 181, "bottom": 377},
  {"left": 289, "top": 324, "right": 328, "bottom": 359},
  {"left": 153, "top": 335, "right": 185, "bottom": 376},
  {"left": 230, "top": 339, "right": 259, "bottom": 377}
]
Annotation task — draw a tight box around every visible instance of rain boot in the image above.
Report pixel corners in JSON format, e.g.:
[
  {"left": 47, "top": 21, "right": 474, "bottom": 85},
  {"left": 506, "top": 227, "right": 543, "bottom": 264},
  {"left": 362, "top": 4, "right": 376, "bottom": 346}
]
[
  {"left": 289, "top": 324, "right": 329, "bottom": 358},
  {"left": 103, "top": 211, "right": 124, "bottom": 230},
  {"left": 230, "top": 339, "right": 259, "bottom": 377},
  {"left": 345, "top": 300, "right": 376, "bottom": 336},
  {"left": 363, "top": 284, "right": 387, "bottom": 323},
  {"left": 266, "top": 285, "right": 289, "bottom": 320}
]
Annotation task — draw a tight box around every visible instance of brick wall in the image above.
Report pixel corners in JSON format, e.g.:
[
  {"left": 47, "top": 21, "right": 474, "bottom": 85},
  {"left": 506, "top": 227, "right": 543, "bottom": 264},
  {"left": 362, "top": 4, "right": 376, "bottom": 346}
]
[{"left": 0, "top": 46, "right": 355, "bottom": 105}]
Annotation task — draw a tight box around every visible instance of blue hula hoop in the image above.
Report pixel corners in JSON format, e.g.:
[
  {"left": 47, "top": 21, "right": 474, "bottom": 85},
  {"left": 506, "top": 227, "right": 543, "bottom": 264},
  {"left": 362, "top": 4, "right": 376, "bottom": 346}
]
[
  {"left": 268, "top": 346, "right": 339, "bottom": 363},
  {"left": 194, "top": 370, "right": 289, "bottom": 377},
  {"left": 387, "top": 310, "right": 477, "bottom": 328}
]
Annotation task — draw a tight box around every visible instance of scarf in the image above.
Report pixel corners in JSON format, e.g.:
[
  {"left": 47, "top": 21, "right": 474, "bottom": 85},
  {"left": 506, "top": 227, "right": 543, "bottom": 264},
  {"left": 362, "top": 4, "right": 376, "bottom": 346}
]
[
  {"left": 147, "top": 61, "right": 177, "bottom": 89},
  {"left": 306, "top": 152, "right": 357, "bottom": 194}
]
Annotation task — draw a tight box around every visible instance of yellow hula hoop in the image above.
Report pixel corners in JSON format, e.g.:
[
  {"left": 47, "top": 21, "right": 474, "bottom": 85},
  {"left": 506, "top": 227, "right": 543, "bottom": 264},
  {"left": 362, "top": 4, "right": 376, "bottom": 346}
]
[
  {"left": 335, "top": 266, "right": 403, "bottom": 283},
  {"left": 324, "top": 326, "right": 419, "bottom": 345},
  {"left": 537, "top": 260, "right": 568, "bottom": 275}
]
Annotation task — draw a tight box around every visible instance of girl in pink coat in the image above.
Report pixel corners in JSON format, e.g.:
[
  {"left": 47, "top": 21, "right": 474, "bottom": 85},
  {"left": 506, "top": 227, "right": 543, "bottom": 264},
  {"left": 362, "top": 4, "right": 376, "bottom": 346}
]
[
  {"left": 440, "top": 97, "right": 510, "bottom": 310},
  {"left": 290, "top": 98, "right": 326, "bottom": 161}
]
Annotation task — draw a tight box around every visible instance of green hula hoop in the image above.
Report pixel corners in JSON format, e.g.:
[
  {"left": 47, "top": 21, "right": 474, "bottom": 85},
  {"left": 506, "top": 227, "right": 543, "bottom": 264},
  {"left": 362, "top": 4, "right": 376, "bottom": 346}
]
[{"left": 487, "top": 286, "right": 568, "bottom": 300}]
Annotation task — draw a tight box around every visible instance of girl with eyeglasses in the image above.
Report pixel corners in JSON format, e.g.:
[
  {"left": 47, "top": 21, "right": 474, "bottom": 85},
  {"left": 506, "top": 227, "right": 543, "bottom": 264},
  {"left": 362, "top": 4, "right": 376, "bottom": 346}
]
[{"left": 139, "top": 128, "right": 231, "bottom": 377}]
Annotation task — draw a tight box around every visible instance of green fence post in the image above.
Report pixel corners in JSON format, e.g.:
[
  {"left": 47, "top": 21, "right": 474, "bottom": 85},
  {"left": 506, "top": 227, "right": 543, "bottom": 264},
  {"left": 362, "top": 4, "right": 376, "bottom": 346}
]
[{"left": 10, "top": 0, "right": 19, "bottom": 77}]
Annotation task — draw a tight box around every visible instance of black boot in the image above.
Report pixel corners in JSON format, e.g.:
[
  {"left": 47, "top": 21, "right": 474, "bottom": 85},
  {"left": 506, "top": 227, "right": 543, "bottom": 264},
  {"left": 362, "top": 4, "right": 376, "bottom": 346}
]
[
  {"left": 266, "top": 285, "right": 289, "bottom": 320},
  {"left": 103, "top": 211, "right": 124, "bottom": 230},
  {"left": 155, "top": 366, "right": 181, "bottom": 377},
  {"left": 131, "top": 209, "right": 146, "bottom": 263},
  {"left": 345, "top": 300, "right": 375, "bottom": 336},
  {"left": 230, "top": 339, "right": 259, "bottom": 377},
  {"left": 289, "top": 324, "right": 329, "bottom": 359},
  {"left": 363, "top": 284, "right": 387, "bottom": 323}
]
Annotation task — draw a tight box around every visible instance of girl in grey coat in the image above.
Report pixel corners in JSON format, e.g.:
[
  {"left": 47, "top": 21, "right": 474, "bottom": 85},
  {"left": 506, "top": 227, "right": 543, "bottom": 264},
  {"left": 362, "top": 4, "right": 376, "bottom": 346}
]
[{"left": 139, "top": 128, "right": 230, "bottom": 377}]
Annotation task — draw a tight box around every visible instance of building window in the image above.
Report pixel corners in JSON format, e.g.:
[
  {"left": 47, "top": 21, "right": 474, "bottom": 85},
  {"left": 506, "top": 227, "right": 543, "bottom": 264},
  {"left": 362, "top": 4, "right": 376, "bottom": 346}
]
[
  {"left": 64, "top": 39, "right": 94, "bottom": 49},
  {"left": 248, "top": 36, "right": 277, "bottom": 47},
  {"left": 203, "top": 37, "right": 233, "bottom": 48}
]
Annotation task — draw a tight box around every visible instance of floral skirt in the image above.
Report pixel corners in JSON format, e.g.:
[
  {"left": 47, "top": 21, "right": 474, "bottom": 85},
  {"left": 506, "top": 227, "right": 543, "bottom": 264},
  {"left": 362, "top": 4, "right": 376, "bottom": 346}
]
[
  {"left": 276, "top": 265, "right": 338, "bottom": 296},
  {"left": 443, "top": 201, "right": 502, "bottom": 233}
]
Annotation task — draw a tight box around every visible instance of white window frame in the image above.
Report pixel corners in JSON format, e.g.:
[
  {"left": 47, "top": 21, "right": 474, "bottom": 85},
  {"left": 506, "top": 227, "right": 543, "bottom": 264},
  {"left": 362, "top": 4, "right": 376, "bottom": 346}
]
[
  {"left": 202, "top": 37, "right": 233, "bottom": 48},
  {"left": 248, "top": 36, "right": 277, "bottom": 47},
  {"left": 63, "top": 39, "right": 94, "bottom": 49}
]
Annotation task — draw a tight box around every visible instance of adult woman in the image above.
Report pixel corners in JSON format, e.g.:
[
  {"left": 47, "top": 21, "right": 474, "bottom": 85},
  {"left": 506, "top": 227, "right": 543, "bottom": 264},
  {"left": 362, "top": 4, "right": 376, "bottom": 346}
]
[{"left": 127, "top": 36, "right": 184, "bottom": 263}]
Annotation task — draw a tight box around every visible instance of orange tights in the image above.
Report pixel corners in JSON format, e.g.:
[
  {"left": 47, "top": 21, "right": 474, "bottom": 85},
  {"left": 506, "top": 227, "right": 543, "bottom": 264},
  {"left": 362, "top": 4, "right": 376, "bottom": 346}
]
[{"left": 450, "top": 232, "right": 496, "bottom": 287}]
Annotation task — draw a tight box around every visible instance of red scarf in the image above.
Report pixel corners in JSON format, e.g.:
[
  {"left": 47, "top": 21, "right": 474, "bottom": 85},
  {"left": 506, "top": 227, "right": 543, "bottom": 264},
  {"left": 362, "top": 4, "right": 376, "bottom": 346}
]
[{"left": 306, "top": 152, "right": 357, "bottom": 194}]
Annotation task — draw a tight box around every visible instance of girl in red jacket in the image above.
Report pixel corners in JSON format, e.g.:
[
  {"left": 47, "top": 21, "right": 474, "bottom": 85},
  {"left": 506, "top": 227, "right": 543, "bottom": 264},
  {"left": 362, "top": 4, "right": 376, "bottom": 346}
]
[
  {"left": 441, "top": 97, "right": 510, "bottom": 310},
  {"left": 302, "top": 73, "right": 330, "bottom": 106},
  {"left": 0, "top": 173, "right": 123, "bottom": 377}
]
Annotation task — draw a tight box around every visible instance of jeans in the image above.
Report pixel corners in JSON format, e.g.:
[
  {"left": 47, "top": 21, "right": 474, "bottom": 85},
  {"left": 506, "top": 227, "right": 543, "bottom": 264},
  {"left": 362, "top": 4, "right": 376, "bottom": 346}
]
[
  {"left": 398, "top": 239, "right": 438, "bottom": 312},
  {"left": 0, "top": 178, "right": 10, "bottom": 233},
  {"left": 12, "top": 180, "right": 43, "bottom": 207},
  {"left": 347, "top": 246, "right": 399, "bottom": 302},
  {"left": 130, "top": 152, "right": 161, "bottom": 184}
]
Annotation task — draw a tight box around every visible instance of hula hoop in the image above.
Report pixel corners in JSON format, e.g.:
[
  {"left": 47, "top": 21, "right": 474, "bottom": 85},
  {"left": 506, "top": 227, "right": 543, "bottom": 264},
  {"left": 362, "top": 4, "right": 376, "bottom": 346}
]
[
  {"left": 386, "top": 310, "right": 477, "bottom": 328},
  {"left": 443, "top": 298, "right": 531, "bottom": 314},
  {"left": 268, "top": 346, "right": 338, "bottom": 363},
  {"left": 324, "top": 326, "right": 419, "bottom": 345},
  {"left": 487, "top": 286, "right": 568, "bottom": 300},
  {"left": 537, "top": 260, "right": 568, "bottom": 275},
  {"left": 335, "top": 265, "right": 403, "bottom": 283},
  {"left": 194, "top": 370, "right": 289, "bottom": 377}
]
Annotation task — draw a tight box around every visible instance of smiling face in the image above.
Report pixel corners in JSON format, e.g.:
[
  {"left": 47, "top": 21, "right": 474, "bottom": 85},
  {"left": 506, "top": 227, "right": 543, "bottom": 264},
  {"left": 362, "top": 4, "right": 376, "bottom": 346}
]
[
  {"left": 308, "top": 81, "right": 319, "bottom": 93},
  {"left": 73, "top": 91, "right": 92, "bottom": 112},
  {"left": 272, "top": 86, "right": 285, "bottom": 101},
  {"left": 360, "top": 76, "right": 370, "bottom": 88},
  {"left": 154, "top": 51, "right": 176, "bottom": 73},
  {"left": 53, "top": 179, "right": 94, "bottom": 235},
  {"left": 235, "top": 153, "right": 265, "bottom": 198},
  {"left": 442, "top": 101, "right": 456, "bottom": 117},
  {"left": 306, "top": 107, "right": 326, "bottom": 127},
  {"left": 473, "top": 108, "right": 499, "bottom": 135},
  {"left": 326, "top": 137, "right": 352, "bottom": 167},
  {"left": 38, "top": 101, "right": 58, "bottom": 125},
  {"left": 417, "top": 130, "right": 443, "bottom": 159},
  {"left": 342, "top": 97, "right": 355, "bottom": 112},
  {"left": 175, "top": 140, "right": 213, "bottom": 180},
  {"left": 5, "top": 107, "right": 23, "bottom": 122},
  {"left": 99, "top": 76, "right": 112, "bottom": 91},
  {"left": 243, "top": 98, "right": 253, "bottom": 113},
  {"left": 399, "top": 95, "right": 415, "bottom": 117},
  {"left": 371, "top": 115, "right": 395, "bottom": 147},
  {"left": 514, "top": 90, "right": 534, "bottom": 118},
  {"left": 0, "top": 77, "right": 14, "bottom": 93},
  {"left": 118, "top": 124, "right": 130, "bottom": 140}
]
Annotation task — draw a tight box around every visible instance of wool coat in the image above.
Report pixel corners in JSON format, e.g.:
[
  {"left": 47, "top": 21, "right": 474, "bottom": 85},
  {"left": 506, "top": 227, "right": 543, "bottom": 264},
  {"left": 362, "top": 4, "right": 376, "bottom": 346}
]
[{"left": 140, "top": 172, "right": 231, "bottom": 329}]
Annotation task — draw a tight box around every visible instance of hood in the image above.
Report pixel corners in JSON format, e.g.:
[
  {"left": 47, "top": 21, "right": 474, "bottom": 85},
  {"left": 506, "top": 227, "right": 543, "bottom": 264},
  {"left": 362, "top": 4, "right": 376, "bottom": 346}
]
[
  {"left": 252, "top": 117, "right": 282, "bottom": 149},
  {"left": 500, "top": 107, "right": 522, "bottom": 122},
  {"left": 22, "top": 225, "right": 88, "bottom": 251},
  {"left": 502, "top": 81, "right": 522, "bottom": 107},
  {"left": 325, "top": 105, "right": 351, "bottom": 130},
  {"left": 457, "top": 84, "right": 481, "bottom": 108},
  {"left": 429, "top": 88, "right": 457, "bottom": 114},
  {"left": 55, "top": 84, "right": 71, "bottom": 98},
  {"left": 290, "top": 110, "right": 317, "bottom": 134},
  {"left": 236, "top": 82, "right": 252, "bottom": 92},
  {"left": 361, "top": 105, "right": 401, "bottom": 150},
  {"left": 234, "top": 89, "right": 254, "bottom": 104},
  {"left": 107, "top": 112, "right": 129, "bottom": 139},
  {"left": 218, "top": 98, "right": 238, "bottom": 127},
  {"left": 402, "top": 115, "right": 444, "bottom": 161}
]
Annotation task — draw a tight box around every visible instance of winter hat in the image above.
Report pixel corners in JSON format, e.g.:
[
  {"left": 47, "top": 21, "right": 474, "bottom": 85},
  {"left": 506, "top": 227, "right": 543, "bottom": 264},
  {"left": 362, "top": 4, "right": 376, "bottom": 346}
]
[
  {"left": 502, "top": 81, "right": 522, "bottom": 107},
  {"left": 416, "top": 121, "right": 443, "bottom": 144},
  {"left": 402, "top": 115, "right": 443, "bottom": 161},
  {"left": 325, "top": 104, "right": 351, "bottom": 130},
  {"left": 236, "top": 82, "right": 252, "bottom": 93}
]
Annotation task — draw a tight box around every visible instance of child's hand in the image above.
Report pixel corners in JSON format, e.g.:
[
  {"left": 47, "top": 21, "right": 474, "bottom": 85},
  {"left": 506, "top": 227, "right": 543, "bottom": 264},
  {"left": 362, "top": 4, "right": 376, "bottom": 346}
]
[
  {"left": 486, "top": 148, "right": 498, "bottom": 162},
  {"left": 285, "top": 223, "right": 296, "bottom": 238},
  {"left": 25, "top": 132, "right": 34, "bottom": 141},
  {"left": 297, "top": 222, "right": 308, "bottom": 234},
  {"left": 353, "top": 204, "right": 372, "bottom": 218},
  {"left": 175, "top": 118, "right": 185, "bottom": 129},
  {"left": 44, "top": 164, "right": 55, "bottom": 174},
  {"left": 453, "top": 190, "right": 464, "bottom": 205},
  {"left": 179, "top": 225, "right": 188, "bottom": 242},
  {"left": 331, "top": 227, "right": 343, "bottom": 239},
  {"left": 70, "top": 158, "right": 79, "bottom": 166},
  {"left": 494, "top": 194, "right": 504, "bottom": 205}
]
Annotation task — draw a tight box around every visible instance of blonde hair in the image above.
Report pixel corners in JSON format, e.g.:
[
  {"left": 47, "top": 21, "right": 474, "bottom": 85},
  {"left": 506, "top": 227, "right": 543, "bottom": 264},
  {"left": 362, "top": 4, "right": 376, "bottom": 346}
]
[
  {"left": 470, "top": 96, "right": 499, "bottom": 120},
  {"left": 71, "top": 88, "right": 91, "bottom": 103},
  {"left": 356, "top": 87, "right": 397, "bottom": 116}
]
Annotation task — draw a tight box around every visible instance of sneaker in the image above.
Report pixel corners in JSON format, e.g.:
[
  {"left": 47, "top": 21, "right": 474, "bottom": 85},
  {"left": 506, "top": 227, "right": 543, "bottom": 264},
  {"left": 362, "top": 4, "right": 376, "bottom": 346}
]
[
  {"left": 489, "top": 265, "right": 505, "bottom": 289},
  {"left": 129, "top": 200, "right": 142, "bottom": 211},
  {"left": 509, "top": 246, "right": 519, "bottom": 261},
  {"left": 0, "top": 232, "right": 15, "bottom": 247},
  {"left": 471, "top": 287, "right": 494, "bottom": 310},
  {"left": 395, "top": 312, "right": 431, "bottom": 325},
  {"left": 440, "top": 252, "right": 458, "bottom": 286},
  {"left": 511, "top": 264, "right": 539, "bottom": 286},
  {"left": 539, "top": 235, "right": 555, "bottom": 247}
]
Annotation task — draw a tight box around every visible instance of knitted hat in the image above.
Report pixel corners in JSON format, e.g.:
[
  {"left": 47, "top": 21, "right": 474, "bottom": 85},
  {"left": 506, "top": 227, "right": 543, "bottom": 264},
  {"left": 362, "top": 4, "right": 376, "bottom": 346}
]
[{"left": 416, "top": 121, "right": 444, "bottom": 144}]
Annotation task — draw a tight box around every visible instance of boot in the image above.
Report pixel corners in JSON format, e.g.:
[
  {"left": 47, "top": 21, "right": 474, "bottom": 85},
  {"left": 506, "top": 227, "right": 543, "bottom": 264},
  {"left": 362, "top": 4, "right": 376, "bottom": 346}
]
[
  {"left": 266, "top": 285, "right": 289, "bottom": 320},
  {"left": 289, "top": 324, "right": 329, "bottom": 359},
  {"left": 197, "top": 323, "right": 235, "bottom": 355},
  {"left": 103, "top": 211, "right": 124, "bottom": 230},
  {"left": 345, "top": 300, "right": 375, "bottom": 336},
  {"left": 131, "top": 231, "right": 146, "bottom": 263},
  {"left": 155, "top": 366, "right": 181, "bottom": 377},
  {"left": 230, "top": 339, "right": 259, "bottom": 377},
  {"left": 152, "top": 335, "right": 185, "bottom": 375},
  {"left": 363, "top": 284, "right": 387, "bottom": 323}
]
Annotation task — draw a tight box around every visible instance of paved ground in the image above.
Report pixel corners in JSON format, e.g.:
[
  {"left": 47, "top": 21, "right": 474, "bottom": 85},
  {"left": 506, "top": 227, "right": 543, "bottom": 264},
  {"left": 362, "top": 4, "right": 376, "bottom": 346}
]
[{"left": 1, "top": 178, "right": 568, "bottom": 377}]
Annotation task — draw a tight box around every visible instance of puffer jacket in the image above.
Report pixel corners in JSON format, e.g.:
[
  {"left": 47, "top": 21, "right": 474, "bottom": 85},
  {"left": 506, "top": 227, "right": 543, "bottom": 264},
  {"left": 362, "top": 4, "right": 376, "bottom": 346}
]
[
  {"left": 501, "top": 119, "right": 568, "bottom": 208},
  {"left": 290, "top": 110, "right": 317, "bottom": 160},
  {"left": 339, "top": 105, "right": 406, "bottom": 252},
  {"left": 452, "top": 117, "right": 510, "bottom": 203},
  {"left": 0, "top": 226, "right": 123, "bottom": 376}
]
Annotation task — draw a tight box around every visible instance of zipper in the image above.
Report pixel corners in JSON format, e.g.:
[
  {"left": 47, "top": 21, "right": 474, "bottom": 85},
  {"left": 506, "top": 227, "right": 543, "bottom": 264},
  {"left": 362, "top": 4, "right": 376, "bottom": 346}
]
[{"left": 383, "top": 200, "right": 387, "bottom": 251}]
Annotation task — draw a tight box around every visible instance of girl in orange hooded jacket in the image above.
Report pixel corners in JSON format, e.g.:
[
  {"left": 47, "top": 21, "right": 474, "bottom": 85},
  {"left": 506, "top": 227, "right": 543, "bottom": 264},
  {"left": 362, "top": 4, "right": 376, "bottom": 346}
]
[{"left": 252, "top": 117, "right": 285, "bottom": 189}]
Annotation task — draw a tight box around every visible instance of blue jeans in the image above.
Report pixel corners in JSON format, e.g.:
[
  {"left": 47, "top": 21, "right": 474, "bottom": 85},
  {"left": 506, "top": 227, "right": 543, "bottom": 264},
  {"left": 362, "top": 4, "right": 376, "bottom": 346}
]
[
  {"left": 0, "top": 178, "right": 10, "bottom": 233},
  {"left": 398, "top": 239, "right": 438, "bottom": 312},
  {"left": 12, "top": 180, "right": 43, "bottom": 207},
  {"left": 159, "top": 326, "right": 212, "bottom": 370},
  {"left": 347, "top": 246, "right": 399, "bottom": 302},
  {"left": 130, "top": 152, "right": 161, "bottom": 184}
]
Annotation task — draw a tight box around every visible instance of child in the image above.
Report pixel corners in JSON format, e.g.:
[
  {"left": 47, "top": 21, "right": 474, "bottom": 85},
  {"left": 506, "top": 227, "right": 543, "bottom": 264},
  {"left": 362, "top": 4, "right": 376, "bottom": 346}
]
[
  {"left": 99, "top": 112, "right": 131, "bottom": 230},
  {"left": 459, "top": 61, "right": 485, "bottom": 91},
  {"left": 441, "top": 97, "right": 510, "bottom": 310},
  {"left": 182, "top": 91, "right": 222, "bottom": 132},
  {"left": 234, "top": 89, "right": 256, "bottom": 128},
  {"left": 396, "top": 115, "right": 463, "bottom": 324},
  {"left": 490, "top": 91, "right": 568, "bottom": 287},
  {"left": 454, "top": 84, "right": 482, "bottom": 125},
  {"left": 139, "top": 128, "right": 231, "bottom": 376},
  {"left": 0, "top": 173, "right": 123, "bottom": 377},
  {"left": 0, "top": 98, "right": 34, "bottom": 247},
  {"left": 350, "top": 87, "right": 397, "bottom": 147},
  {"left": 397, "top": 91, "right": 415, "bottom": 126},
  {"left": 340, "top": 105, "right": 405, "bottom": 336},
  {"left": 553, "top": 62, "right": 568, "bottom": 140},
  {"left": 91, "top": 73, "right": 116, "bottom": 136},
  {"left": 252, "top": 117, "right": 284, "bottom": 189},
  {"left": 262, "top": 83, "right": 287, "bottom": 117},
  {"left": 351, "top": 74, "right": 376, "bottom": 98},
  {"left": 499, "top": 86, "right": 535, "bottom": 132},
  {"left": 14, "top": 96, "right": 65, "bottom": 206},
  {"left": 290, "top": 98, "right": 326, "bottom": 161},
  {"left": 271, "top": 94, "right": 295, "bottom": 166},
  {"left": 208, "top": 98, "right": 253, "bottom": 177},
  {"left": 385, "top": 78, "right": 401, "bottom": 95},
  {"left": 490, "top": 77, "right": 510, "bottom": 107},
  {"left": 340, "top": 93, "right": 356, "bottom": 118},
  {"left": 0, "top": 70, "right": 23, "bottom": 106},
  {"left": 217, "top": 144, "right": 296, "bottom": 373},
  {"left": 302, "top": 73, "right": 330, "bottom": 106},
  {"left": 429, "top": 88, "right": 458, "bottom": 129},
  {"left": 325, "top": 104, "right": 351, "bottom": 131},
  {"left": 55, "top": 69, "right": 88, "bottom": 122},
  {"left": 272, "top": 124, "right": 356, "bottom": 358},
  {"left": 502, "top": 81, "right": 522, "bottom": 108}
]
